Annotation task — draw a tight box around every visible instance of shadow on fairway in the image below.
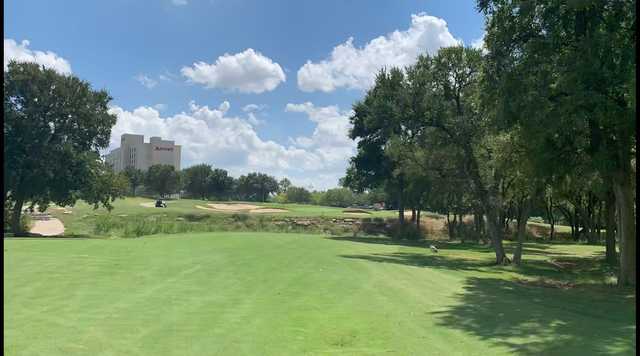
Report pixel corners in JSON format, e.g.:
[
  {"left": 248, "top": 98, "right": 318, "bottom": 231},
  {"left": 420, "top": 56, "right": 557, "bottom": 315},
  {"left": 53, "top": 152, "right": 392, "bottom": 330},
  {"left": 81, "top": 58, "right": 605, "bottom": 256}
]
[
  {"left": 340, "top": 252, "right": 491, "bottom": 272},
  {"left": 431, "top": 277, "right": 636, "bottom": 355},
  {"left": 328, "top": 235, "right": 573, "bottom": 257}
]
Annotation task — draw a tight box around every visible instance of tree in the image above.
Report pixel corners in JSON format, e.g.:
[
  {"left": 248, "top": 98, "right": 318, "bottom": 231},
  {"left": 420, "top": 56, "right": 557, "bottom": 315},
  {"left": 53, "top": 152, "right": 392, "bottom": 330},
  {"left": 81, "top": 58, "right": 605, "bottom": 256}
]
[
  {"left": 4, "top": 61, "right": 119, "bottom": 234},
  {"left": 285, "top": 186, "right": 312, "bottom": 204},
  {"left": 347, "top": 68, "right": 412, "bottom": 223},
  {"left": 122, "top": 166, "right": 144, "bottom": 196},
  {"left": 320, "top": 188, "right": 357, "bottom": 208},
  {"left": 278, "top": 178, "right": 292, "bottom": 194},
  {"left": 236, "top": 172, "right": 278, "bottom": 202},
  {"left": 479, "top": 0, "right": 636, "bottom": 285},
  {"left": 208, "top": 168, "right": 235, "bottom": 200},
  {"left": 145, "top": 164, "right": 180, "bottom": 198},
  {"left": 183, "top": 164, "right": 213, "bottom": 200}
]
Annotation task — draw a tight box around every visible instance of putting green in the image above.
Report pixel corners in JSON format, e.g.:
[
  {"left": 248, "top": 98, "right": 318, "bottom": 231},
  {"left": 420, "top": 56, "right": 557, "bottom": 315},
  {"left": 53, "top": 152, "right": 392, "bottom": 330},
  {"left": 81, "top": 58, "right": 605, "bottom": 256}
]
[{"left": 3, "top": 233, "right": 636, "bottom": 355}]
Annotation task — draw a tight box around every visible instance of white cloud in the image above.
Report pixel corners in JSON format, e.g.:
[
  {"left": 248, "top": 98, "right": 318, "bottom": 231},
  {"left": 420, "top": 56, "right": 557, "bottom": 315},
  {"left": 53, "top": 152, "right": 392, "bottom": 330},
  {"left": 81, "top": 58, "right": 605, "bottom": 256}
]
[
  {"left": 297, "top": 13, "right": 460, "bottom": 92},
  {"left": 242, "top": 103, "right": 267, "bottom": 112},
  {"left": 4, "top": 39, "right": 72, "bottom": 75},
  {"left": 153, "top": 104, "right": 167, "bottom": 111},
  {"left": 172, "top": 0, "right": 188, "bottom": 6},
  {"left": 181, "top": 48, "right": 286, "bottom": 93},
  {"left": 107, "top": 100, "right": 355, "bottom": 190},
  {"left": 470, "top": 32, "right": 488, "bottom": 54},
  {"left": 134, "top": 74, "right": 158, "bottom": 89}
]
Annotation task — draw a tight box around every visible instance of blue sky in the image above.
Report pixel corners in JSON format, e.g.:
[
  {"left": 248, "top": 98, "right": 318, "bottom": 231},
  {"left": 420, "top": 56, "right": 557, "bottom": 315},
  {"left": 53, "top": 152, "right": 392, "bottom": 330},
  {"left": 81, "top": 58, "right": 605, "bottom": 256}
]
[{"left": 4, "top": 0, "right": 485, "bottom": 190}]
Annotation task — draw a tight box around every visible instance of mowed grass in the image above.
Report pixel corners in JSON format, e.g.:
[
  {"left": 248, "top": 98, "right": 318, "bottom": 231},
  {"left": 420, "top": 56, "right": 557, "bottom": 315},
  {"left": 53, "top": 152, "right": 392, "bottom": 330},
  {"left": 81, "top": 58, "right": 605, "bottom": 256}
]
[{"left": 4, "top": 233, "right": 635, "bottom": 355}]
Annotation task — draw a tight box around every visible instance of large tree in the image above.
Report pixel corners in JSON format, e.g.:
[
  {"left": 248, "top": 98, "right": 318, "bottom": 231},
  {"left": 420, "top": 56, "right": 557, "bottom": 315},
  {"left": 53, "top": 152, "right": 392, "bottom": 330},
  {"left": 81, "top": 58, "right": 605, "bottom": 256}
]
[
  {"left": 208, "top": 168, "right": 235, "bottom": 200},
  {"left": 122, "top": 166, "right": 144, "bottom": 196},
  {"left": 183, "top": 164, "right": 213, "bottom": 200},
  {"left": 145, "top": 164, "right": 180, "bottom": 198},
  {"left": 4, "top": 61, "right": 120, "bottom": 234},
  {"left": 479, "top": 0, "right": 636, "bottom": 285},
  {"left": 346, "top": 68, "right": 411, "bottom": 223},
  {"left": 236, "top": 172, "right": 279, "bottom": 202}
]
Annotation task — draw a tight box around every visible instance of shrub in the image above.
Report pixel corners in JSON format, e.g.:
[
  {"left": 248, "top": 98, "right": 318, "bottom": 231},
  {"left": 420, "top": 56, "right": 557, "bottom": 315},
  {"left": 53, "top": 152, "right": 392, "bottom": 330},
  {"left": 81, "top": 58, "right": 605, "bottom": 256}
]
[
  {"left": 389, "top": 222, "right": 424, "bottom": 241},
  {"left": 284, "top": 186, "right": 312, "bottom": 203}
]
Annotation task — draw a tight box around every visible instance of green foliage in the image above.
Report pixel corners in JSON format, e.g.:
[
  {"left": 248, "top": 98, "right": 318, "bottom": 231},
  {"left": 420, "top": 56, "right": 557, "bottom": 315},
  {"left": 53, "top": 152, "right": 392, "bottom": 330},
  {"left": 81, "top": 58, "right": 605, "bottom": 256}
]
[
  {"left": 4, "top": 61, "right": 119, "bottom": 233},
  {"left": 207, "top": 168, "right": 235, "bottom": 200},
  {"left": 284, "top": 186, "right": 312, "bottom": 204},
  {"left": 122, "top": 167, "right": 144, "bottom": 196},
  {"left": 145, "top": 164, "right": 180, "bottom": 198},
  {"left": 183, "top": 164, "right": 213, "bottom": 200},
  {"left": 236, "top": 172, "right": 279, "bottom": 202},
  {"left": 319, "top": 188, "right": 357, "bottom": 207}
]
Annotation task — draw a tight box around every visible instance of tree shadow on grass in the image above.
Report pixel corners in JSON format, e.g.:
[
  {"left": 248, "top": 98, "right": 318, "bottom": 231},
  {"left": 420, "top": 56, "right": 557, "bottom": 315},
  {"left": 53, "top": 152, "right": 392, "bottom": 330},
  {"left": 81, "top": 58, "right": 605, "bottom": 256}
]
[
  {"left": 328, "top": 235, "right": 573, "bottom": 257},
  {"left": 340, "top": 252, "right": 492, "bottom": 272},
  {"left": 431, "top": 277, "right": 636, "bottom": 355}
]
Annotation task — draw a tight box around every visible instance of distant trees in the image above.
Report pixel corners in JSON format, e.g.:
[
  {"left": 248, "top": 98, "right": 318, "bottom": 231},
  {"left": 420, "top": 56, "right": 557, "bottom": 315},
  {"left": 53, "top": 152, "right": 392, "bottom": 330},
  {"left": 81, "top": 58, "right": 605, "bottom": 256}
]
[
  {"left": 4, "top": 61, "right": 123, "bottom": 234},
  {"left": 236, "top": 172, "right": 279, "bottom": 202},
  {"left": 183, "top": 164, "right": 213, "bottom": 200},
  {"left": 122, "top": 167, "right": 144, "bottom": 196},
  {"left": 145, "top": 164, "right": 180, "bottom": 198},
  {"left": 208, "top": 168, "right": 235, "bottom": 200},
  {"left": 283, "top": 186, "right": 312, "bottom": 204}
]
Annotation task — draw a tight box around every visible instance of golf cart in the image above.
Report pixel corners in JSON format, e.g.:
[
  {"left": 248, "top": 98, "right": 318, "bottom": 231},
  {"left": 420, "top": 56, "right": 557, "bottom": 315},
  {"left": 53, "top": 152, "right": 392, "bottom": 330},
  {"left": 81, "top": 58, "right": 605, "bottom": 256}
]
[{"left": 155, "top": 199, "right": 167, "bottom": 208}]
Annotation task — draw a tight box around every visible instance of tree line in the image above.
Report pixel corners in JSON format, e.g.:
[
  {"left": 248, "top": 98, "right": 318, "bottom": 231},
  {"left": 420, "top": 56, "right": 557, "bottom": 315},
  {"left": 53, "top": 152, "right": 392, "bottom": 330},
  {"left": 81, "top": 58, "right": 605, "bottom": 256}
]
[
  {"left": 343, "top": 0, "right": 635, "bottom": 285},
  {"left": 122, "top": 164, "right": 388, "bottom": 208}
]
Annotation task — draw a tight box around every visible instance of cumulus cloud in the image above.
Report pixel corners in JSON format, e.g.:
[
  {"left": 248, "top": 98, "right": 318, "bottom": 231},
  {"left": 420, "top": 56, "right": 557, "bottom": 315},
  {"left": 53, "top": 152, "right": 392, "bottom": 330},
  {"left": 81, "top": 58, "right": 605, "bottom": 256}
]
[
  {"left": 153, "top": 103, "right": 167, "bottom": 111},
  {"left": 297, "top": 13, "right": 460, "bottom": 92},
  {"left": 242, "top": 103, "right": 267, "bottom": 112},
  {"left": 4, "top": 38, "right": 72, "bottom": 75},
  {"left": 134, "top": 74, "right": 158, "bottom": 89},
  {"left": 107, "top": 100, "right": 355, "bottom": 189},
  {"left": 181, "top": 49, "right": 286, "bottom": 93}
]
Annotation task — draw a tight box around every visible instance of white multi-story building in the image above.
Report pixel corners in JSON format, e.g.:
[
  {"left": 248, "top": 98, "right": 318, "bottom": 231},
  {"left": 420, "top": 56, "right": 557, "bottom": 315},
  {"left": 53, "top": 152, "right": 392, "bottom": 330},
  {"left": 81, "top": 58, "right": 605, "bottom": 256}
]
[{"left": 105, "top": 134, "right": 181, "bottom": 172}]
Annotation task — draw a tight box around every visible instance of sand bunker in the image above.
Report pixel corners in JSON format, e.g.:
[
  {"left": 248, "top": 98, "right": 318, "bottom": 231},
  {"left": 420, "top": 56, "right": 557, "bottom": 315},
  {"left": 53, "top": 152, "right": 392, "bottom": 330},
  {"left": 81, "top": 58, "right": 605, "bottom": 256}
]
[
  {"left": 207, "top": 203, "right": 260, "bottom": 210},
  {"left": 195, "top": 204, "right": 287, "bottom": 214},
  {"left": 140, "top": 202, "right": 156, "bottom": 208},
  {"left": 343, "top": 212, "right": 371, "bottom": 217},
  {"left": 249, "top": 208, "right": 287, "bottom": 213},
  {"left": 29, "top": 217, "right": 65, "bottom": 236}
]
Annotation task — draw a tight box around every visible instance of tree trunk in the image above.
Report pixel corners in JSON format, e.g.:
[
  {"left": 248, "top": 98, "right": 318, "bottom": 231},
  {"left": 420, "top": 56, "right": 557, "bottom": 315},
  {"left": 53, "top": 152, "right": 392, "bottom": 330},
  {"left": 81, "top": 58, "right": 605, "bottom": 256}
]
[
  {"left": 398, "top": 177, "right": 405, "bottom": 225},
  {"left": 411, "top": 208, "right": 416, "bottom": 223},
  {"left": 485, "top": 209, "right": 506, "bottom": 264},
  {"left": 446, "top": 212, "right": 457, "bottom": 239},
  {"left": 11, "top": 196, "right": 25, "bottom": 235},
  {"left": 416, "top": 210, "right": 421, "bottom": 230},
  {"left": 605, "top": 191, "right": 617, "bottom": 265},
  {"left": 513, "top": 198, "right": 531, "bottom": 266},
  {"left": 613, "top": 176, "right": 635, "bottom": 286}
]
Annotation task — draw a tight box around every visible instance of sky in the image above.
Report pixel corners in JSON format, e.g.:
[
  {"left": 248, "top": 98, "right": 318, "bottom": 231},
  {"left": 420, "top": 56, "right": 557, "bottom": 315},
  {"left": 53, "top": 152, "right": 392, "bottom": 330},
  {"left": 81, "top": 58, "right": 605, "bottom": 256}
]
[{"left": 4, "top": 0, "right": 485, "bottom": 190}]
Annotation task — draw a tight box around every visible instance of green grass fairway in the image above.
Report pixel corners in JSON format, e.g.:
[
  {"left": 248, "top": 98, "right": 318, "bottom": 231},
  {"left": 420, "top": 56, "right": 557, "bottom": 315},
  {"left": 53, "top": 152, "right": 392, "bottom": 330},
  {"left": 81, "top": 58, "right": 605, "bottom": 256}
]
[{"left": 4, "top": 233, "right": 635, "bottom": 355}]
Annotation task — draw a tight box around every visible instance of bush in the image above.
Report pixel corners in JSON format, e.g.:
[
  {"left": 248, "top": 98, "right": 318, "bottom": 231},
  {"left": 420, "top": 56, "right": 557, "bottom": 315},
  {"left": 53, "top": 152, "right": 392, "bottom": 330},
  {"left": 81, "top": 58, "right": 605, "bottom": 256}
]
[
  {"left": 389, "top": 222, "right": 424, "bottom": 241},
  {"left": 231, "top": 213, "right": 250, "bottom": 223},
  {"left": 284, "top": 186, "right": 312, "bottom": 203}
]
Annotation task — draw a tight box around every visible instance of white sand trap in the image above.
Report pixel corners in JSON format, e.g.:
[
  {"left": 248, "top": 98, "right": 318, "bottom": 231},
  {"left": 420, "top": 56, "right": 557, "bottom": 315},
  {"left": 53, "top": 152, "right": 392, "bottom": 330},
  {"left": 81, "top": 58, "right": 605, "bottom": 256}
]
[
  {"left": 343, "top": 212, "right": 370, "bottom": 216},
  {"left": 196, "top": 204, "right": 287, "bottom": 214},
  {"left": 30, "top": 217, "right": 65, "bottom": 236},
  {"left": 140, "top": 202, "right": 156, "bottom": 208},
  {"left": 207, "top": 203, "right": 260, "bottom": 211},
  {"left": 249, "top": 208, "right": 287, "bottom": 213},
  {"left": 195, "top": 205, "right": 216, "bottom": 211}
]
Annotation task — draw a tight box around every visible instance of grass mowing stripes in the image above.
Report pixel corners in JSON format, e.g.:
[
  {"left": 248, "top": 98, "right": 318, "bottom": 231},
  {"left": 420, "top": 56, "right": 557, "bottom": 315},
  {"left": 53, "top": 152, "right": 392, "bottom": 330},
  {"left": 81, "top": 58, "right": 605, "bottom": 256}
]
[{"left": 4, "top": 232, "right": 635, "bottom": 355}]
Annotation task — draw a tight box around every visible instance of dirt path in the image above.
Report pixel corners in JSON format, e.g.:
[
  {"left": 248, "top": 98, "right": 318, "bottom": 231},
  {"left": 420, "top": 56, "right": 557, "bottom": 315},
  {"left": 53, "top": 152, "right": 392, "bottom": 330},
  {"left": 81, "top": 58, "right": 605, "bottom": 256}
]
[{"left": 29, "top": 215, "right": 65, "bottom": 236}]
